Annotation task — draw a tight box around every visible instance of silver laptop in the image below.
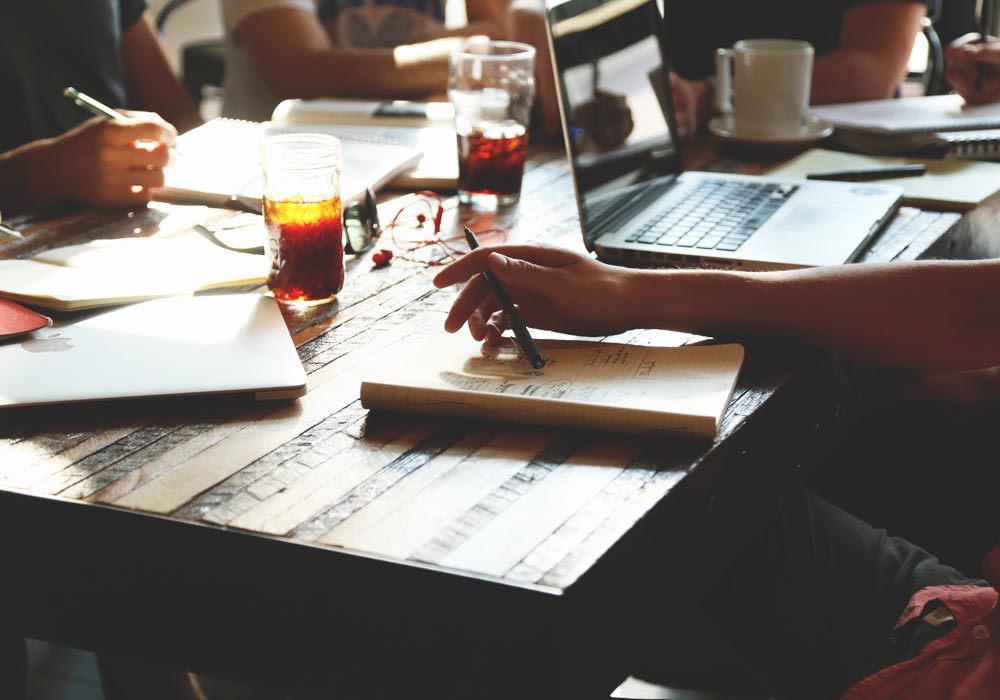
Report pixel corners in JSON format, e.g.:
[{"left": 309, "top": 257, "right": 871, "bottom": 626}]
[
  {"left": 0, "top": 294, "right": 307, "bottom": 408},
  {"left": 543, "top": 0, "right": 902, "bottom": 270}
]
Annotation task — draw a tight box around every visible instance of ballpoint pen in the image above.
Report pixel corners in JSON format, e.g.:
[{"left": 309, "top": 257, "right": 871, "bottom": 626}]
[
  {"left": 63, "top": 86, "right": 127, "bottom": 121},
  {"left": 464, "top": 226, "right": 546, "bottom": 370},
  {"left": 976, "top": 0, "right": 989, "bottom": 93},
  {"left": 806, "top": 164, "right": 927, "bottom": 182}
]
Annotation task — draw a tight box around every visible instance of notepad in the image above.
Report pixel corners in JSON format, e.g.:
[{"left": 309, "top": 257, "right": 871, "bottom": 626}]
[
  {"left": 152, "top": 117, "right": 424, "bottom": 209},
  {"left": 361, "top": 334, "right": 745, "bottom": 439},
  {"left": 0, "top": 233, "right": 266, "bottom": 311},
  {"left": 270, "top": 99, "right": 460, "bottom": 190},
  {"left": 765, "top": 148, "right": 1000, "bottom": 210},
  {"left": 810, "top": 94, "right": 1000, "bottom": 133}
]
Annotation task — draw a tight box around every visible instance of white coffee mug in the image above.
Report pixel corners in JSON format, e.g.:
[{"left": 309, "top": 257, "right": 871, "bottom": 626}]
[{"left": 715, "top": 39, "right": 814, "bottom": 137}]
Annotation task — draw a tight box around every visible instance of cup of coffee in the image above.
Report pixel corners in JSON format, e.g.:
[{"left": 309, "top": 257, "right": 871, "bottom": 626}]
[{"left": 715, "top": 39, "right": 814, "bottom": 137}]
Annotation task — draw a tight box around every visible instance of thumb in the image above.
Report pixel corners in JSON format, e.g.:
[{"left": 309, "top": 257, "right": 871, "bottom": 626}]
[{"left": 488, "top": 252, "right": 556, "bottom": 292}]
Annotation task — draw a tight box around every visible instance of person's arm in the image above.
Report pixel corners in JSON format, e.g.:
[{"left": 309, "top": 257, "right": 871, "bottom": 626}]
[
  {"left": 945, "top": 33, "right": 1000, "bottom": 103},
  {"left": 0, "top": 115, "right": 176, "bottom": 214},
  {"left": 433, "top": 245, "right": 1000, "bottom": 372},
  {"left": 233, "top": 7, "right": 460, "bottom": 100},
  {"left": 120, "top": 12, "right": 202, "bottom": 133},
  {"left": 811, "top": 1, "right": 927, "bottom": 104}
]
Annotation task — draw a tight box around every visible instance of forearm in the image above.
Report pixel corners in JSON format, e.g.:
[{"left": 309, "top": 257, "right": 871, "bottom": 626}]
[
  {"left": 631, "top": 261, "right": 1000, "bottom": 370},
  {"left": 0, "top": 141, "right": 61, "bottom": 214},
  {"left": 267, "top": 45, "right": 450, "bottom": 100},
  {"left": 121, "top": 14, "right": 202, "bottom": 132},
  {"left": 811, "top": 50, "right": 905, "bottom": 103},
  {"left": 811, "top": 1, "right": 926, "bottom": 104}
]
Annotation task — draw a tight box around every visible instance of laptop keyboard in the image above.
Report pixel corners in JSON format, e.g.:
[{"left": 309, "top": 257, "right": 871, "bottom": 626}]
[{"left": 624, "top": 179, "right": 798, "bottom": 252}]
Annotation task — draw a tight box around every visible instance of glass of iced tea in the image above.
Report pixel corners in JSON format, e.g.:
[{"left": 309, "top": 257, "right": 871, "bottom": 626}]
[
  {"left": 259, "top": 133, "right": 344, "bottom": 306},
  {"left": 449, "top": 40, "right": 535, "bottom": 209}
]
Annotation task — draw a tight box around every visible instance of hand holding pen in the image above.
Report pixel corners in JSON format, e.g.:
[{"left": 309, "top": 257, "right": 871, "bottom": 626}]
[
  {"left": 463, "top": 227, "right": 546, "bottom": 369},
  {"left": 53, "top": 87, "right": 178, "bottom": 207},
  {"left": 945, "top": 31, "right": 1000, "bottom": 104}
]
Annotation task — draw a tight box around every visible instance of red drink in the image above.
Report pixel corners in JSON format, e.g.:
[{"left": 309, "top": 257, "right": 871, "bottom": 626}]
[
  {"left": 264, "top": 197, "right": 344, "bottom": 304},
  {"left": 457, "top": 126, "right": 528, "bottom": 199}
]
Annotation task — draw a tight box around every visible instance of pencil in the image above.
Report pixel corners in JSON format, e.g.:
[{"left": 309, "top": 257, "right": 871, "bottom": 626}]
[{"left": 464, "top": 227, "right": 546, "bottom": 369}]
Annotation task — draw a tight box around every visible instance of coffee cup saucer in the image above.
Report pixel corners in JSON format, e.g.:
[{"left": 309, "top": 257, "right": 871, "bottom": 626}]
[{"left": 708, "top": 115, "right": 834, "bottom": 147}]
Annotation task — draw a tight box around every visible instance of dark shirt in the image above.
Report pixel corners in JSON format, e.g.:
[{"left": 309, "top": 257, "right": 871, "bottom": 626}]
[
  {"left": 663, "top": 0, "right": 931, "bottom": 80},
  {"left": 0, "top": 0, "right": 147, "bottom": 152}
]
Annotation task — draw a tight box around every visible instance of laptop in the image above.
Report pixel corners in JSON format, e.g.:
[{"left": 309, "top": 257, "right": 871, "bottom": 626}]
[
  {"left": 0, "top": 294, "right": 307, "bottom": 408},
  {"left": 543, "top": 0, "right": 903, "bottom": 270}
]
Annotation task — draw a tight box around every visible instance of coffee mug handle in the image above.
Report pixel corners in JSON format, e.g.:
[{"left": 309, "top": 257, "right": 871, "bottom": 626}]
[{"left": 715, "top": 48, "right": 734, "bottom": 115}]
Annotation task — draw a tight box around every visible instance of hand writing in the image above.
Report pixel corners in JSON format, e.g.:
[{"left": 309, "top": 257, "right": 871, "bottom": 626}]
[{"left": 433, "top": 244, "right": 643, "bottom": 343}]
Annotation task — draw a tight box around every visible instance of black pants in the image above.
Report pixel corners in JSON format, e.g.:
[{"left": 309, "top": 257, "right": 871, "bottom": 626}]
[
  {"left": 696, "top": 488, "right": 984, "bottom": 700},
  {"left": 810, "top": 400, "right": 1000, "bottom": 577}
]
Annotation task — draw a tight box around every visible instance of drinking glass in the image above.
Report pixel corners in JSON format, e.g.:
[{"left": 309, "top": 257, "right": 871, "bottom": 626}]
[
  {"left": 449, "top": 40, "right": 536, "bottom": 209},
  {"left": 259, "top": 133, "right": 344, "bottom": 305}
]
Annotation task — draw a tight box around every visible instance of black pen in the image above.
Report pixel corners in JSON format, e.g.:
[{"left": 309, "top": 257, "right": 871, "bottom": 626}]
[
  {"left": 806, "top": 164, "right": 926, "bottom": 182},
  {"left": 464, "top": 227, "right": 546, "bottom": 370}
]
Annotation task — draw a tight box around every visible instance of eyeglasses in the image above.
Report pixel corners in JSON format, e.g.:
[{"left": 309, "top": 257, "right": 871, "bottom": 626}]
[{"left": 194, "top": 187, "right": 381, "bottom": 256}]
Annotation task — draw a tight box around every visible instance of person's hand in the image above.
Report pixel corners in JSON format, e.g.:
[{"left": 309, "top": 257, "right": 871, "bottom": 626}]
[
  {"left": 433, "top": 244, "right": 643, "bottom": 343},
  {"left": 946, "top": 32, "right": 1000, "bottom": 104},
  {"left": 42, "top": 112, "right": 177, "bottom": 208},
  {"left": 669, "top": 72, "right": 713, "bottom": 139}
]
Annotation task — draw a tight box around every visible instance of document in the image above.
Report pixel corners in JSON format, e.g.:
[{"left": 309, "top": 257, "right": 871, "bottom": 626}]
[
  {"left": 766, "top": 148, "right": 1000, "bottom": 210},
  {"left": 0, "top": 233, "right": 266, "bottom": 311},
  {"left": 153, "top": 118, "right": 424, "bottom": 209},
  {"left": 270, "top": 98, "right": 460, "bottom": 189},
  {"left": 361, "top": 334, "right": 745, "bottom": 439}
]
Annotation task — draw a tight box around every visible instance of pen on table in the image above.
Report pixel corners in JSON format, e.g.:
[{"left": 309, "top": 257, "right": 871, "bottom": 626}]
[
  {"left": 464, "top": 226, "right": 546, "bottom": 370},
  {"left": 805, "top": 164, "right": 927, "bottom": 182}
]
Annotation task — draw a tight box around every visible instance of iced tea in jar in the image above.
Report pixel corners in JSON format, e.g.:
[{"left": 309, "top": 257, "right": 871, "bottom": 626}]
[{"left": 259, "top": 133, "right": 344, "bottom": 305}]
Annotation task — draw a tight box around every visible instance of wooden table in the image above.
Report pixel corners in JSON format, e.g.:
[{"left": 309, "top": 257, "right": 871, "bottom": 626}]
[{"left": 0, "top": 145, "right": 974, "bottom": 698}]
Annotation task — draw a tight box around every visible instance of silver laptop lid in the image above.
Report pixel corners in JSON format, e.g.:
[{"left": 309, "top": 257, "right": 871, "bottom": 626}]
[
  {"left": 0, "top": 294, "right": 307, "bottom": 408},
  {"left": 544, "top": 0, "right": 682, "bottom": 249}
]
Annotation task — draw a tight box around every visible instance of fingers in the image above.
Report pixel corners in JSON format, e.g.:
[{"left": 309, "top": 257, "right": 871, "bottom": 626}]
[
  {"left": 433, "top": 244, "right": 581, "bottom": 288},
  {"left": 486, "top": 252, "right": 561, "bottom": 293},
  {"left": 444, "top": 273, "right": 493, "bottom": 333},
  {"left": 106, "top": 113, "right": 178, "bottom": 146}
]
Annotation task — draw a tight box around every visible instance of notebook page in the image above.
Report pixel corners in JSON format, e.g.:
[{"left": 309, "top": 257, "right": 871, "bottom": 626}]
[
  {"left": 810, "top": 95, "right": 1000, "bottom": 133},
  {"left": 362, "top": 335, "right": 744, "bottom": 436}
]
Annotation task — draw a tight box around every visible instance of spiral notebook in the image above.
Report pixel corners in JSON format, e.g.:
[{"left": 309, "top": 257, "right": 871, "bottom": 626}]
[
  {"left": 153, "top": 118, "right": 423, "bottom": 209},
  {"left": 810, "top": 95, "right": 1000, "bottom": 160}
]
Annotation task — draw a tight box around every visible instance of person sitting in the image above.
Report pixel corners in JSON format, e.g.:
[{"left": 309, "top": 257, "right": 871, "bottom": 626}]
[
  {"left": 432, "top": 243, "right": 1000, "bottom": 699},
  {"left": 220, "top": 0, "right": 561, "bottom": 134},
  {"left": 665, "top": 0, "right": 931, "bottom": 138},
  {"left": 0, "top": 0, "right": 201, "bottom": 215}
]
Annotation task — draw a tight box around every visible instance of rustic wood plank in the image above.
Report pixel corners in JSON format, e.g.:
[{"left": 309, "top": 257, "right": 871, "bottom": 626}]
[
  {"left": 431, "top": 440, "right": 644, "bottom": 577},
  {"left": 313, "top": 430, "right": 555, "bottom": 559}
]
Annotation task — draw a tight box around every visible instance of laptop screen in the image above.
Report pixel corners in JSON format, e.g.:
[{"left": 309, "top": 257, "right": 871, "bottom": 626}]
[{"left": 545, "top": 0, "right": 682, "bottom": 245}]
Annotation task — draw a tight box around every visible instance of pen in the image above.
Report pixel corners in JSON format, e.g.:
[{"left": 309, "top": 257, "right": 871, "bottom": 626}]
[
  {"left": 0, "top": 212, "right": 22, "bottom": 239},
  {"left": 464, "top": 226, "right": 546, "bottom": 370},
  {"left": 806, "top": 164, "right": 927, "bottom": 182},
  {"left": 63, "top": 86, "right": 127, "bottom": 121}
]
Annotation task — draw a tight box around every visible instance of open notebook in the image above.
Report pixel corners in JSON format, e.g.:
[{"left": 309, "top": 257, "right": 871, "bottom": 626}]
[
  {"left": 153, "top": 118, "right": 423, "bottom": 209},
  {"left": 0, "top": 232, "right": 266, "bottom": 311},
  {"left": 361, "top": 334, "right": 745, "bottom": 439}
]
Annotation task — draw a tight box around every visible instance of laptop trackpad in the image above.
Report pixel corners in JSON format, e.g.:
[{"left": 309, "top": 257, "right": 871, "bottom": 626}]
[{"left": 772, "top": 205, "right": 870, "bottom": 236}]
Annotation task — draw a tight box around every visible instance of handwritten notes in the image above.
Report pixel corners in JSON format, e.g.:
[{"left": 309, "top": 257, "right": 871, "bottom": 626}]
[{"left": 361, "top": 335, "right": 745, "bottom": 439}]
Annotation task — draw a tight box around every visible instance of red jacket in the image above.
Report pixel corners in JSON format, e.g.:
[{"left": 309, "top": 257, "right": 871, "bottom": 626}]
[{"left": 843, "top": 546, "right": 1000, "bottom": 700}]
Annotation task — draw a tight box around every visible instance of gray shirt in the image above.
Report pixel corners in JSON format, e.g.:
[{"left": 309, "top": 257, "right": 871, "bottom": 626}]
[{"left": 0, "top": 0, "right": 147, "bottom": 152}]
